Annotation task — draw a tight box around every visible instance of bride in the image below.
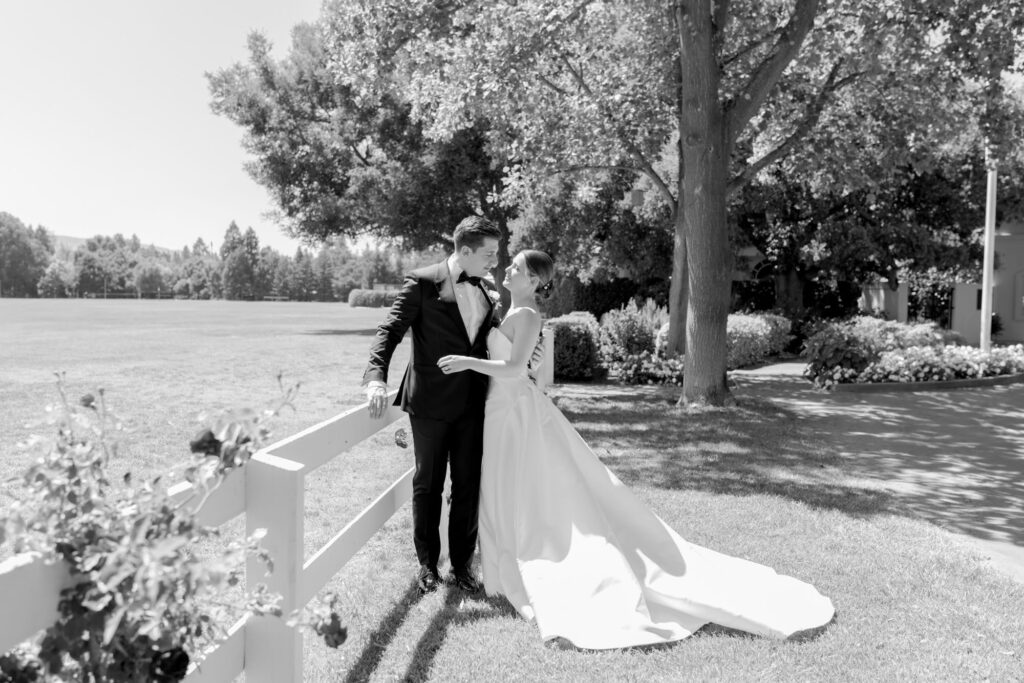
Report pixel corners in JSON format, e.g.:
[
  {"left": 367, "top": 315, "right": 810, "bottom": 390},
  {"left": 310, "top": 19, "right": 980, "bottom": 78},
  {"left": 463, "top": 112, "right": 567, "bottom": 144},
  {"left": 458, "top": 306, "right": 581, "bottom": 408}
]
[{"left": 437, "top": 250, "right": 835, "bottom": 650}]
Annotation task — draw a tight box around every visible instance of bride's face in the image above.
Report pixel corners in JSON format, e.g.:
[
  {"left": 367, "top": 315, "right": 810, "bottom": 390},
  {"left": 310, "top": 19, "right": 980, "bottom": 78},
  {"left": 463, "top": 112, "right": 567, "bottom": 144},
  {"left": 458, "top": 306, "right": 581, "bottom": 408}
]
[{"left": 502, "top": 253, "right": 536, "bottom": 294}]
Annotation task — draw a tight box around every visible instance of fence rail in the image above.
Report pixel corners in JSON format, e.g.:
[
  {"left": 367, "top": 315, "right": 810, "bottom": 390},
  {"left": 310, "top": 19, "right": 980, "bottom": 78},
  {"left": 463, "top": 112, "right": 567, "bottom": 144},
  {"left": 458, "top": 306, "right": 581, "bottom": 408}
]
[
  {"left": 0, "top": 333, "right": 554, "bottom": 680},
  {"left": 0, "top": 393, "right": 408, "bottom": 682}
]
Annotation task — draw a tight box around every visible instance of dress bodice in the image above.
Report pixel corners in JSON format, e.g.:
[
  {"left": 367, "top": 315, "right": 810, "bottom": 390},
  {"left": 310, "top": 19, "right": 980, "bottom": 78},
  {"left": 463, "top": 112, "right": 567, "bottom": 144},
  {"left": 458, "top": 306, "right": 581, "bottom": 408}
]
[
  {"left": 485, "top": 328, "right": 531, "bottom": 393},
  {"left": 486, "top": 326, "right": 512, "bottom": 360}
]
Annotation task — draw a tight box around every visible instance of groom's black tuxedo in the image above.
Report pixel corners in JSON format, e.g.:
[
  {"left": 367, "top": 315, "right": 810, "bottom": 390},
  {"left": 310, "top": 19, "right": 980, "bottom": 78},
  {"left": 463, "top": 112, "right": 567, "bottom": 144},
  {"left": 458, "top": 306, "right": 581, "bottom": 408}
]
[
  {"left": 363, "top": 261, "right": 495, "bottom": 419},
  {"left": 363, "top": 260, "right": 496, "bottom": 575}
]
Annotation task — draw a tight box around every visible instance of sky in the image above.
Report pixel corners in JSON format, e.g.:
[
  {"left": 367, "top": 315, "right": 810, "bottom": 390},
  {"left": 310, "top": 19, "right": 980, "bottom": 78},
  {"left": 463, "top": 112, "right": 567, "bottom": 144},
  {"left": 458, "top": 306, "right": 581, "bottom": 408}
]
[{"left": 0, "top": 0, "right": 325, "bottom": 254}]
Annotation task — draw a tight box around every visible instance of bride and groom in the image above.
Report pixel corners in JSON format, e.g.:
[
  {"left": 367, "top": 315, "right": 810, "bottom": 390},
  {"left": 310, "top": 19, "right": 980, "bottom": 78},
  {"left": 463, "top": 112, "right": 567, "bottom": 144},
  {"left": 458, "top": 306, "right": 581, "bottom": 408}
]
[{"left": 363, "top": 216, "right": 835, "bottom": 649}]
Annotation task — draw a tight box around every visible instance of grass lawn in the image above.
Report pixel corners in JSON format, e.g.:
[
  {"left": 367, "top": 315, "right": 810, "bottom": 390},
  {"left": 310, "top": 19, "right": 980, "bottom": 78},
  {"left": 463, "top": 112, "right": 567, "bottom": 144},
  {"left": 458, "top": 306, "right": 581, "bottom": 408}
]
[{"left": 2, "top": 300, "right": 1022, "bottom": 681}]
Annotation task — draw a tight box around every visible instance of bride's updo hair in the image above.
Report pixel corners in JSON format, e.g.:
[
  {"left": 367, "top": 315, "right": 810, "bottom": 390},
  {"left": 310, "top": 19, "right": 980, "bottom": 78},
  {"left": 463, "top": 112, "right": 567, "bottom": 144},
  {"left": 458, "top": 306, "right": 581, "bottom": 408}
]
[{"left": 522, "top": 249, "right": 555, "bottom": 298}]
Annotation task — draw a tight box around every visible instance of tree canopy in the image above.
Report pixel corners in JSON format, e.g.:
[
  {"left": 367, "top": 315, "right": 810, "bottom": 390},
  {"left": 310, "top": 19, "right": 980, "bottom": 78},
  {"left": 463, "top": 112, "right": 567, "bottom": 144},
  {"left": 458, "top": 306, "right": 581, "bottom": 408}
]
[{"left": 322, "top": 0, "right": 1024, "bottom": 404}]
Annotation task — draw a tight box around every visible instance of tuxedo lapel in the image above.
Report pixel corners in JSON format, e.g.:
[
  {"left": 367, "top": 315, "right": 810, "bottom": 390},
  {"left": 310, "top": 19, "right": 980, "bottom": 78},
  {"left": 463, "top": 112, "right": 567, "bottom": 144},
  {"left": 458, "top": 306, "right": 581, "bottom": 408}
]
[
  {"left": 475, "top": 282, "right": 495, "bottom": 336},
  {"left": 429, "top": 261, "right": 473, "bottom": 344}
]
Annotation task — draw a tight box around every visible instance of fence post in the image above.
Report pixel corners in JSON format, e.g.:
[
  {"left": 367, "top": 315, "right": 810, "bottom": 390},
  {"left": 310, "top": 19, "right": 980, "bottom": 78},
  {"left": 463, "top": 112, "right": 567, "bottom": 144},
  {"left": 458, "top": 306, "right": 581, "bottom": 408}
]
[{"left": 244, "top": 451, "right": 305, "bottom": 682}]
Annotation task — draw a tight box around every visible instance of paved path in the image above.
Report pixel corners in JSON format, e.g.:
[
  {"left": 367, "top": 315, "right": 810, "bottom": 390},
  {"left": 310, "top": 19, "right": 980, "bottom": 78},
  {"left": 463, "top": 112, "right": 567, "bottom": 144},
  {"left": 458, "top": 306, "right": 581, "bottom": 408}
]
[{"left": 732, "top": 362, "right": 1024, "bottom": 584}]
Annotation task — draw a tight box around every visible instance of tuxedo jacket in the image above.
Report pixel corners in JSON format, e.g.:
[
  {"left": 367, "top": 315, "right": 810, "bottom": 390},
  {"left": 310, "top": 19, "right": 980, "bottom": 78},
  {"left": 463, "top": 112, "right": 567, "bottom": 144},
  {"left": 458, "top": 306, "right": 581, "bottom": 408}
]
[{"left": 363, "top": 261, "right": 497, "bottom": 421}]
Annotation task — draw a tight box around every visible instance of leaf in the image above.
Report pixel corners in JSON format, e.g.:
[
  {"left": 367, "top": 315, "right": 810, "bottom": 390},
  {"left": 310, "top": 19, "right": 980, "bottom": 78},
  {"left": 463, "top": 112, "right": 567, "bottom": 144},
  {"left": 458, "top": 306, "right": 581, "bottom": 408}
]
[
  {"left": 81, "top": 592, "right": 113, "bottom": 612},
  {"left": 102, "top": 604, "right": 129, "bottom": 645}
]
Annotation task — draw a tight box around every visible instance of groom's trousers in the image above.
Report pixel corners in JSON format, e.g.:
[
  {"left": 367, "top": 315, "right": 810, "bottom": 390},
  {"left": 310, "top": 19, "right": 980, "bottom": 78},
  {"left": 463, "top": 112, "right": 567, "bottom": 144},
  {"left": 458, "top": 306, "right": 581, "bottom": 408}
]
[{"left": 408, "top": 409, "right": 485, "bottom": 574}]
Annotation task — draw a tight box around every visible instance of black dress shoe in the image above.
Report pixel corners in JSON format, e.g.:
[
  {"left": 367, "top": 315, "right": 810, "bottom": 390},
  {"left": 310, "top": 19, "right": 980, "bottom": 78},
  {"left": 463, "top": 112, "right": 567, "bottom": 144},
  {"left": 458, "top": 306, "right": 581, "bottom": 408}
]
[
  {"left": 417, "top": 566, "right": 440, "bottom": 594},
  {"left": 449, "top": 569, "right": 482, "bottom": 594}
]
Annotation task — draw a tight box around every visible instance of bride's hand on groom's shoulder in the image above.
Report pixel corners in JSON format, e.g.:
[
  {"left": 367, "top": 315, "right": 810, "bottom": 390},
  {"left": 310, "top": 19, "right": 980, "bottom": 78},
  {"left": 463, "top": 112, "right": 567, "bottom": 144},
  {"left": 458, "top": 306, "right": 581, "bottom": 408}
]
[{"left": 437, "top": 355, "right": 472, "bottom": 375}]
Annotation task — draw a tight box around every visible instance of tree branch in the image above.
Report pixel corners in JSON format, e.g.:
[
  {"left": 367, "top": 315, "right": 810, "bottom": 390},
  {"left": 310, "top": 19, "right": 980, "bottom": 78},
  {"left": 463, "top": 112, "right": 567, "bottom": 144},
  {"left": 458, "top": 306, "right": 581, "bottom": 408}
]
[
  {"left": 548, "top": 164, "right": 646, "bottom": 176},
  {"left": 712, "top": 0, "right": 732, "bottom": 53},
  {"left": 557, "top": 53, "right": 676, "bottom": 208},
  {"left": 725, "top": 0, "right": 820, "bottom": 147},
  {"left": 349, "top": 142, "right": 372, "bottom": 167},
  {"left": 536, "top": 73, "right": 570, "bottom": 96},
  {"left": 721, "top": 26, "right": 782, "bottom": 68},
  {"left": 727, "top": 62, "right": 866, "bottom": 195}
]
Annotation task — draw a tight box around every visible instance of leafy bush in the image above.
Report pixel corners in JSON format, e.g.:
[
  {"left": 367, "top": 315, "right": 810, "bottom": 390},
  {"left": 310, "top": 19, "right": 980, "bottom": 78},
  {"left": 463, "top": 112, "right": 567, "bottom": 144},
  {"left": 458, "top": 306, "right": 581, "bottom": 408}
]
[
  {"left": 802, "top": 325, "right": 878, "bottom": 388},
  {"left": 599, "top": 300, "right": 657, "bottom": 363},
  {"left": 858, "top": 344, "right": 1024, "bottom": 384},
  {"left": 803, "top": 316, "right": 967, "bottom": 388},
  {"left": 0, "top": 378, "right": 345, "bottom": 681},
  {"left": 610, "top": 351, "right": 686, "bottom": 385},
  {"left": 548, "top": 313, "right": 602, "bottom": 381},
  {"left": 725, "top": 313, "right": 793, "bottom": 369},
  {"left": 347, "top": 289, "right": 399, "bottom": 307},
  {"left": 652, "top": 312, "right": 793, "bottom": 369}
]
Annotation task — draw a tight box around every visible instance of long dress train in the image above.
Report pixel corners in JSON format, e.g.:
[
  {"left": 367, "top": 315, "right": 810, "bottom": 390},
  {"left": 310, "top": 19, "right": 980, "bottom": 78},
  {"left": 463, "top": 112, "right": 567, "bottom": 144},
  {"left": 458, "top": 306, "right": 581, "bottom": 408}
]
[{"left": 477, "top": 328, "right": 835, "bottom": 649}]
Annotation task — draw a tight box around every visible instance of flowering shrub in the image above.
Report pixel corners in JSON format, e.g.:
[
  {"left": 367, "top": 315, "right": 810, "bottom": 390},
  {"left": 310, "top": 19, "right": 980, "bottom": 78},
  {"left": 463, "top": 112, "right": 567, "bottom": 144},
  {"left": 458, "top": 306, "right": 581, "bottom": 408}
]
[
  {"left": 803, "top": 316, "right": 963, "bottom": 388},
  {"left": 0, "top": 376, "right": 345, "bottom": 681},
  {"left": 610, "top": 351, "right": 686, "bottom": 385},
  {"left": 347, "top": 289, "right": 399, "bottom": 307},
  {"left": 858, "top": 344, "right": 1024, "bottom": 384}
]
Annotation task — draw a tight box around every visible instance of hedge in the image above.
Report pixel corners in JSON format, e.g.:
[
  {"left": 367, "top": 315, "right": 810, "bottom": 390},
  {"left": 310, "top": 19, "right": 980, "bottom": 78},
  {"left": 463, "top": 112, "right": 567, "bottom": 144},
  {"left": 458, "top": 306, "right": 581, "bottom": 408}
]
[
  {"left": 548, "top": 312, "right": 603, "bottom": 381},
  {"left": 348, "top": 289, "right": 399, "bottom": 307},
  {"left": 652, "top": 312, "right": 793, "bottom": 369}
]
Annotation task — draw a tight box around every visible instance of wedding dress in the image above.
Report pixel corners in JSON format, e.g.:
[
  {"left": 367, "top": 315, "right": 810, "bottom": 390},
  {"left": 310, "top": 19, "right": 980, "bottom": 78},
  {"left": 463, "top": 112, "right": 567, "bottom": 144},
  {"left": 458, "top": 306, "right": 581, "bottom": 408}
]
[{"left": 477, "top": 328, "right": 835, "bottom": 649}]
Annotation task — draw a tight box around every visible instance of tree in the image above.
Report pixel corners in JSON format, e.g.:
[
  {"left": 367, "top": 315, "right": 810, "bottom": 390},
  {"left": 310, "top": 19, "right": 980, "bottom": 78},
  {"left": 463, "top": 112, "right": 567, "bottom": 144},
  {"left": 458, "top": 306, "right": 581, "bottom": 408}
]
[
  {"left": 133, "top": 261, "right": 173, "bottom": 297},
  {"left": 324, "top": 0, "right": 1024, "bottom": 404},
  {"left": 37, "top": 259, "right": 77, "bottom": 298},
  {"left": 0, "top": 212, "right": 52, "bottom": 297},
  {"left": 219, "top": 223, "right": 261, "bottom": 300},
  {"left": 291, "top": 248, "right": 316, "bottom": 301},
  {"left": 219, "top": 221, "right": 244, "bottom": 261},
  {"left": 271, "top": 254, "right": 295, "bottom": 299},
  {"left": 73, "top": 235, "right": 135, "bottom": 296},
  {"left": 314, "top": 248, "right": 335, "bottom": 301},
  {"left": 208, "top": 24, "right": 519, "bottom": 300}
]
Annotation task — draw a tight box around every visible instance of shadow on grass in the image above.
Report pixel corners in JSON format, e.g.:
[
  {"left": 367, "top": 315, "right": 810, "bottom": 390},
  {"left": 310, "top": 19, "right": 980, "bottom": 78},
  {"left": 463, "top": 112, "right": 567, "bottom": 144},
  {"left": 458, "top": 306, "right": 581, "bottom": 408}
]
[
  {"left": 402, "top": 588, "right": 517, "bottom": 682},
  {"left": 555, "top": 383, "right": 902, "bottom": 519},
  {"left": 553, "top": 376, "right": 1024, "bottom": 549},
  {"left": 344, "top": 579, "right": 516, "bottom": 683},
  {"left": 342, "top": 581, "right": 424, "bottom": 683}
]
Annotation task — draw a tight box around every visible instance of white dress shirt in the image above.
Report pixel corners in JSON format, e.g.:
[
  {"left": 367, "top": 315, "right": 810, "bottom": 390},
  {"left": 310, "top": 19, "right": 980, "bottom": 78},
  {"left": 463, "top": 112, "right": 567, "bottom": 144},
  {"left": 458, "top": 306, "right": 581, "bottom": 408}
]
[{"left": 447, "top": 254, "right": 488, "bottom": 342}]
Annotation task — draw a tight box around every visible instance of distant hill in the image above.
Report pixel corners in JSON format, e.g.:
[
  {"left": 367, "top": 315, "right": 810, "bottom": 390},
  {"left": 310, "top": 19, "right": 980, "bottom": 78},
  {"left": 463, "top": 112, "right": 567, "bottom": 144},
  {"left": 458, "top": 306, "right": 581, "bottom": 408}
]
[
  {"left": 54, "top": 234, "right": 88, "bottom": 252},
  {"left": 53, "top": 234, "right": 174, "bottom": 254}
]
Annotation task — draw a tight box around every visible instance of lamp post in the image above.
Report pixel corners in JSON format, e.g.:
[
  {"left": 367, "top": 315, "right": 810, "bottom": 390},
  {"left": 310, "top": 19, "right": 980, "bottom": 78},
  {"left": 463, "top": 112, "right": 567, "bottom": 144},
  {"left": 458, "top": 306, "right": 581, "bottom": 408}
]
[{"left": 979, "top": 144, "right": 998, "bottom": 352}]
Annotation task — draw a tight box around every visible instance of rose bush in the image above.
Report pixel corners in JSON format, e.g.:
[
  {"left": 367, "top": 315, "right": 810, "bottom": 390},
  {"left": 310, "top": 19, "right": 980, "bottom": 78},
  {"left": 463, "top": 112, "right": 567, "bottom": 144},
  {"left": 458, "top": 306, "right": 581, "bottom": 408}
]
[{"left": 0, "top": 376, "right": 346, "bottom": 681}]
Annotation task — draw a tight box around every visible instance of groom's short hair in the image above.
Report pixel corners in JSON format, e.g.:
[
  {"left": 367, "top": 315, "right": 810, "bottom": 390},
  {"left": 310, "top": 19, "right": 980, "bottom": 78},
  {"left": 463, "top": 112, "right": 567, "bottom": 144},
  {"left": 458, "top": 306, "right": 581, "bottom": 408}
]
[{"left": 453, "top": 216, "right": 501, "bottom": 251}]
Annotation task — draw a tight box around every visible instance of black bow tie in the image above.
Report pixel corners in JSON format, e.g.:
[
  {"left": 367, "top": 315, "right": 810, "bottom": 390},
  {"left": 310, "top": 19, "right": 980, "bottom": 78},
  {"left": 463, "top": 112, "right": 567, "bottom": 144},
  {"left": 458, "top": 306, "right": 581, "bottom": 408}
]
[{"left": 456, "top": 271, "right": 482, "bottom": 286}]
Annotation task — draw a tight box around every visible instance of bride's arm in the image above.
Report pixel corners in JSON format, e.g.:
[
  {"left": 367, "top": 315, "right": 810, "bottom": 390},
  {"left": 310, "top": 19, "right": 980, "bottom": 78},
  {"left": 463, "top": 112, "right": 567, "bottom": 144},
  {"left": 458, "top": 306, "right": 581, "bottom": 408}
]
[{"left": 438, "top": 309, "right": 541, "bottom": 379}]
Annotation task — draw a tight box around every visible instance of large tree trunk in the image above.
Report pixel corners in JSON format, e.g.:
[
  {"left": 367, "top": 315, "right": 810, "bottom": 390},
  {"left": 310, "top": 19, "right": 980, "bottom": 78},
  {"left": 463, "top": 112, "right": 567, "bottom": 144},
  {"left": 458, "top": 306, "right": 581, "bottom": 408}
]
[
  {"left": 665, "top": 211, "right": 688, "bottom": 357},
  {"left": 678, "top": 0, "right": 731, "bottom": 406}
]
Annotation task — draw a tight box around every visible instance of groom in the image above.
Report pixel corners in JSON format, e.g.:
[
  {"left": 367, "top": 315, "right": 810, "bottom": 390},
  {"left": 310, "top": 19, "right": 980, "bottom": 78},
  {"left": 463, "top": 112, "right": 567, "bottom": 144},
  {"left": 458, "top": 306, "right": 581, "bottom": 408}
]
[{"left": 363, "top": 216, "right": 501, "bottom": 594}]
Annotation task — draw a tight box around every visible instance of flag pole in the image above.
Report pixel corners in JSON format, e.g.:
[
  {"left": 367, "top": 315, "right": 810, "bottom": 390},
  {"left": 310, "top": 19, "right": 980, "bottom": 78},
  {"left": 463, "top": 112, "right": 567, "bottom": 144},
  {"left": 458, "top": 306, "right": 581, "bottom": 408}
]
[{"left": 979, "top": 143, "right": 998, "bottom": 352}]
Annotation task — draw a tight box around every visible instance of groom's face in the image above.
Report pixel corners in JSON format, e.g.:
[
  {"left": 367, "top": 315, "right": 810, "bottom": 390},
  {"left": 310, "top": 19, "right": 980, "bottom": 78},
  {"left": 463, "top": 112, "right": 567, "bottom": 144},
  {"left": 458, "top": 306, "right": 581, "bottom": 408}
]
[{"left": 459, "top": 238, "right": 500, "bottom": 278}]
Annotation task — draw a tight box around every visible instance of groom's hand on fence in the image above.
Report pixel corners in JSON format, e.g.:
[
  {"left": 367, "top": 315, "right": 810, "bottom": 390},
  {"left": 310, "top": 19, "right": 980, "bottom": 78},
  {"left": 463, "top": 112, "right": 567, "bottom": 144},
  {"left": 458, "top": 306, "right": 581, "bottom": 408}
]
[{"left": 366, "top": 384, "right": 388, "bottom": 419}]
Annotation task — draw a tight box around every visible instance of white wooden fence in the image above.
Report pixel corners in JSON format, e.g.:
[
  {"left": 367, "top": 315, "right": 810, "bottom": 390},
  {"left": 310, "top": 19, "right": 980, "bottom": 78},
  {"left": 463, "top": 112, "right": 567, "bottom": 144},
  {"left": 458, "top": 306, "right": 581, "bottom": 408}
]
[
  {"left": 0, "top": 336, "right": 554, "bottom": 680},
  {"left": 0, "top": 394, "right": 408, "bottom": 682}
]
